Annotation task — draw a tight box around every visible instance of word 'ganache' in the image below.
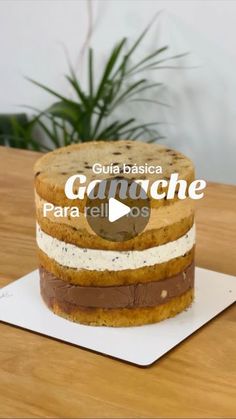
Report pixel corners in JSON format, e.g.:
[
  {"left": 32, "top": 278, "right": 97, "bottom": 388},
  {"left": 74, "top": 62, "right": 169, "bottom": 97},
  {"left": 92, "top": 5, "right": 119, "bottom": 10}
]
[{"left": 65, "top": 173, "right": 206, "bottom": 200}]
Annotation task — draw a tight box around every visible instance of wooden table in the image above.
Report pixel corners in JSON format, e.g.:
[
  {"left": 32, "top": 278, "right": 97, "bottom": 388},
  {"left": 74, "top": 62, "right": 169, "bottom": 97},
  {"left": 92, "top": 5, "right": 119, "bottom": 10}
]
[{"left": 0, "top": 146, "right": 235, "bottom": 418}]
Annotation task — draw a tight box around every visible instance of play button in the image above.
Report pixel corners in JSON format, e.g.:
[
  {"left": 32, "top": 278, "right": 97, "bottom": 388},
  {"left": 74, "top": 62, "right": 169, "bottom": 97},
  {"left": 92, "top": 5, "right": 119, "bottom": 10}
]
[
  {"left": 108, "top": 198, "right": 131, "bottom": 222},
  {"left": 85, "top": 177, "right": 151, "bottom": 242}
]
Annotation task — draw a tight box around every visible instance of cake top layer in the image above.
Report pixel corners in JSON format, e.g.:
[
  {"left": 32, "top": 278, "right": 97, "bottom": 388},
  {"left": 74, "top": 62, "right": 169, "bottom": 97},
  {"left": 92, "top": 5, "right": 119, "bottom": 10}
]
[{"left": 34, "top": 140, "right": 194, "bottom": 208}]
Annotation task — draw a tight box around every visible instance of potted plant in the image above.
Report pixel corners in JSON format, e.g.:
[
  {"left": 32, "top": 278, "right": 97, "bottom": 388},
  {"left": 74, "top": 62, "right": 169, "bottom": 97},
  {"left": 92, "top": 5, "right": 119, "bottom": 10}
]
[{"left": 2, "top": 21, "right": 186, "bottom": 151}]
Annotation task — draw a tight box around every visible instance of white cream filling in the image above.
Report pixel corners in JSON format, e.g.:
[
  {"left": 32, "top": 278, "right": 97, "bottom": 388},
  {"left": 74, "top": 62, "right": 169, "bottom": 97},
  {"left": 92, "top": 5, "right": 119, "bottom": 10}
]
[{"left": 36, "top": 223, "right": 195, "bottom": 271}]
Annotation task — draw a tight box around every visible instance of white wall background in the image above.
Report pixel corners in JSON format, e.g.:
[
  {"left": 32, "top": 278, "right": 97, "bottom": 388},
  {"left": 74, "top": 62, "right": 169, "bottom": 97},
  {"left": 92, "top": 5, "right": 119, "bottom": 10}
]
[{"left": 1, "top": 0, "right": 236, "bottom": 183}]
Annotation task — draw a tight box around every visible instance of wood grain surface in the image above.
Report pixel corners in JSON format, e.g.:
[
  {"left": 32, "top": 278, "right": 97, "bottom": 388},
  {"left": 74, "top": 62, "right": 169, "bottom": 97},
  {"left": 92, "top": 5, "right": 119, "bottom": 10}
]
[{"left": 0, "top": 146, "right": 235, "bottom": 418}]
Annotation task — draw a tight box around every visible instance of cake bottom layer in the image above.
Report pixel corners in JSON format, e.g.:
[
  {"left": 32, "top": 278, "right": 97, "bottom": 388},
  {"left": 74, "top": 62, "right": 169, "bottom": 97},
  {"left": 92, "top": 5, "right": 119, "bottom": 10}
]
[
  {"left": 39, "top": 264, "right": 194, "bottom": 326},
  {"left": 41, "top": 289, "right": 194, "bottom": 327}
]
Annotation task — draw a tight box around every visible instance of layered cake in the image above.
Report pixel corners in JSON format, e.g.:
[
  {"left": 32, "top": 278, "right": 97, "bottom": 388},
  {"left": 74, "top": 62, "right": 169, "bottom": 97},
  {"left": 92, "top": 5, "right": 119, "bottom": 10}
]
[{"left": 34, "top": 140, "right": 195, "bottom": 326}]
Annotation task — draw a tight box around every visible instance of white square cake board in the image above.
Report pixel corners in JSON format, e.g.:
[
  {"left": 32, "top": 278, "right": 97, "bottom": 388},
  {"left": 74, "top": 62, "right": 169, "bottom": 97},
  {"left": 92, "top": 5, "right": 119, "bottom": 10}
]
[{"left": 0, "top": 267, "right": 235, "bottom": 366}]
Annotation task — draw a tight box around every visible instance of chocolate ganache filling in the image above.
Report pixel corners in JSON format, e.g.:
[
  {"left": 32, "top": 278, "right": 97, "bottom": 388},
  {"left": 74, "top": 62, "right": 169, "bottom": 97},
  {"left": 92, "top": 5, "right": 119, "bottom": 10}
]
[{"left": 39, "top": 263, "right": 194, "bottom": 311}]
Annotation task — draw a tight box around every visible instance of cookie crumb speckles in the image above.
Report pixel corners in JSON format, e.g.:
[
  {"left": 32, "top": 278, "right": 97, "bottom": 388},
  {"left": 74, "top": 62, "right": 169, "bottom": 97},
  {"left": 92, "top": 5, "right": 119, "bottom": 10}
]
[{"left": 161, "top": 290, "right": 168, "bottom": 298}]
